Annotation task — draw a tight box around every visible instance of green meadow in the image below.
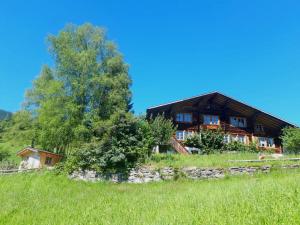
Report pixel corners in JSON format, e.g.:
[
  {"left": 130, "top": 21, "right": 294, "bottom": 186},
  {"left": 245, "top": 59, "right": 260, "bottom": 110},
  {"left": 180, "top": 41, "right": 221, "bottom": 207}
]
[
  {"left": 147, "top": 153, "right": 300, "bottom": 168},
  {"left": 1, "top": 170, "right": 300, "bottom": 225}
]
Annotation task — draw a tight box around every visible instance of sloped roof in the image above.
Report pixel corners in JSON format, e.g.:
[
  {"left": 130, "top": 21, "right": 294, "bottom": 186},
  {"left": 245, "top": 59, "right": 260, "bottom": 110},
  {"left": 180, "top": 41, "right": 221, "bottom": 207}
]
[
  {"left": 147, "top": 91, "right": 297, "bottom": 129},
  {"left": 17, "top": 147, "right": 63, "bottom": 157}
]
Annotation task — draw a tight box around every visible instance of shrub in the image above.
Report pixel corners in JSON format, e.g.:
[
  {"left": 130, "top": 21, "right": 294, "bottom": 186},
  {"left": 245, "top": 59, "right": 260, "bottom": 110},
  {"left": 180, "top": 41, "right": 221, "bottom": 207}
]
[
  {"left": 185, "top": 130, "right": 261, "bottom": 154},
  {"left": 225, "top": 141, "right": 257, "bottom": 153},
  {"left": 148, "top": 114, "right": 177, "bottom": 151},
  {"left": 65, "top": 112, "right": 153, "bottom": 173},
  {"left": 184, "top": 134, "right": 201, "bottom": 148},
  {"left": 185, "top": 129, "right": 225, "bottom": 154},
  {"left": 281, "top": 127, "right": 300, "bottom": 154}
]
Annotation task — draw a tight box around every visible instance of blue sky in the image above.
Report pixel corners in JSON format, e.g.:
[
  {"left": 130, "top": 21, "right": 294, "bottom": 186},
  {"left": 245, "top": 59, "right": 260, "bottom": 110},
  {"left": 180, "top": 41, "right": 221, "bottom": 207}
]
[{"left": 0, "top": 0, "right": 299, "bottom": 125}]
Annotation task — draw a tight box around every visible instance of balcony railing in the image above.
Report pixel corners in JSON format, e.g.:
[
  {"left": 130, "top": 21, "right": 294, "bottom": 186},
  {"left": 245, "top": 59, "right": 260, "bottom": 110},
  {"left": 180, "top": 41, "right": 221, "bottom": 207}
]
[{"left": 200, "top": 122, "right": 252, "bottom": 136}]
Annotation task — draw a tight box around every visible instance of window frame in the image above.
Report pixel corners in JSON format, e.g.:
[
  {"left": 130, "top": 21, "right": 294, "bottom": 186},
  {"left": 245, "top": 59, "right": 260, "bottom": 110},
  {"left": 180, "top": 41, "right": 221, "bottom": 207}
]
[
  {"left": 255, "top": 124, "right": 264, "bottom": 132},
  {"left": 231, "top": 134, "right": 246, "bottom": 144},
  {"left": 203, "top": 114, "right": 220, "bottom": 125},
  {"left": 45, "top": 156, "right": 53, "bottom": 166},
  {"left": 230, "top": 116, "right": 247, "bottom": 128},
  {"left": 176, "top": 131, "right": 184, "bottom": 141},
  {"left": 224, "top": 134, "right": 231, "bottom": 144},
  {"left": 175, "top": 113, "right": 193, "bottom": 123},
  {"left": 175, "top": 130, "right": 194, "bottom": 141},
  {"left": 258, "top": 137, "right": 274, "bottom": 148}
]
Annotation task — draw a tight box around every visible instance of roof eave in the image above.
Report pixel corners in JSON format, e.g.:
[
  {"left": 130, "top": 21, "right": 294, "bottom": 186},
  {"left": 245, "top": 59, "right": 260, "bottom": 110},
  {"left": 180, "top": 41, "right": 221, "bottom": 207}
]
[{"left": 147, "top": 91, "right": 298, "bottom": 128}]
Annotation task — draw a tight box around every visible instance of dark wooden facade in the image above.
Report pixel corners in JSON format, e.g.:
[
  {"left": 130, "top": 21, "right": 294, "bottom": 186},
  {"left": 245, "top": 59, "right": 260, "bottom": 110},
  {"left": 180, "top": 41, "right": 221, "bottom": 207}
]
[{"left": 147, "top": 92, "right": 296, "bottom": 153}]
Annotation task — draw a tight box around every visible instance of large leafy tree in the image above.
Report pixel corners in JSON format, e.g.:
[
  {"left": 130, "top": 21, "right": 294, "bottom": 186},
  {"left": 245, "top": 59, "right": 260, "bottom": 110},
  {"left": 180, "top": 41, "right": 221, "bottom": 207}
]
[{"left": 25, "top": 23, "right": 132, "bottom": 153}]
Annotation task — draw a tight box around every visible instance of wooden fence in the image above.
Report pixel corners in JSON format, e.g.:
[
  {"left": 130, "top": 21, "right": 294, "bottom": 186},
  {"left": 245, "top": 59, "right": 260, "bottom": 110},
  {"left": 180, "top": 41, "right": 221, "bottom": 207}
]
[{"left": 0, "top": 168, "right": 39, "bottom": 175}]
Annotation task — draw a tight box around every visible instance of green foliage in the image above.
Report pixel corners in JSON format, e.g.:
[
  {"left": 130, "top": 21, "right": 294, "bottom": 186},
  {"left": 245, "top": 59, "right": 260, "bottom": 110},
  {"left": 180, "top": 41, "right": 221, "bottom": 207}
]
[
  {"left": 185, "top": 129, "right": 225, "bottom": 154},
  {"left": 200, "top": 129, "right": 225, "bottom": 154},
  {"left": 185, "top": 130, "right": 260, "bottom": 154},
  {"left": 0, "top": 146, "right": 9, "bottom": 162},
  {"left": 225, "top": 141, "right": 258, "bottom": 153},
  {"left": 23, "top": 23, "right": 132, "bottom": 153},
  {"left": 0, "top": 111, "right": 35, "bottom": 148},
  {"left": 1, "top": 24, "right": 158, "bottom": 171},
  {"left": 184, "top": 134, "right": 201, "bottom": 148},
  {"left": 102, "top": 113, "right": 151, "bottom": 170},
  {"left": 64, "top": 114, "right": 176, "bottom": 172},
  {"left": 281, "top": 127, "right": 300, "bottom": 154},
  {"left": 66, "top": 113, "right": 153, "bottom": 172},
  {"left": 149, "top": 114, "right": 176, "bottom": 146}
]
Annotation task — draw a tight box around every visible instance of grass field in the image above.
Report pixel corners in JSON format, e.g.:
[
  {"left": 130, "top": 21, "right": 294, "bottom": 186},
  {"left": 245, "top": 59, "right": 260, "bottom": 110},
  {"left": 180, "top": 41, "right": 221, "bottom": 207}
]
[
  {"left": 147, "top": 153, "right": 300, "bottom": 168},
  {"left": 1, "top": 170, "right": 300, "bottom": 225}
]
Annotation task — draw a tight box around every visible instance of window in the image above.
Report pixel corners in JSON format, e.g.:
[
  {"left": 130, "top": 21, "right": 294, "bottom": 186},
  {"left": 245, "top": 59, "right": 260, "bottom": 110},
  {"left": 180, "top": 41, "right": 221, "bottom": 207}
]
[
  {"left": 224, "top": 134, "right": 231, "bottom": 144},
  {"left": 258, "top": 137, "right": 274, "bottom": 148},
  {"left": 224, "top": 134, "right": 246, "bottom": 144},
  {"left": 176, "top": 113, "right": 192, "bottom": 123},
  {"left": 231, "top": 135, "right": 246, "bottom": 144},
  {"left": 176, "top": 131, "right": 184, "bottom": 140},
  {"left": 255, "top": 124, "right": 264, "bottom": 132},
  {"left": 203, "top": 115, "right": 219, "bottom": 125},
  {"left": 230, "top": 117, "right": 247, "bottom": 127},
  {"left": 176, "top": 113, "right": 184, "bottom": 122},
  {"left": 45, "top": 157, "right": 52, "bottom": 165},
  {"left": 238, "top": 135, "right": 246, "bottom": 144},
  {"left": 184, "top": 114, "right": 192, "bottom": 123},
  {"left": 176, "top": 130, "right": 194, "bottom": 141}
]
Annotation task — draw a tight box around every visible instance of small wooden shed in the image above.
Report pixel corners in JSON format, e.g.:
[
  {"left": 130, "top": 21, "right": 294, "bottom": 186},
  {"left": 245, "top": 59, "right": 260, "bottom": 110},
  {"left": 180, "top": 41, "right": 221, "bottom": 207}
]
[{"left": 17, "top": 147, "right": 63, "bottom": 170}]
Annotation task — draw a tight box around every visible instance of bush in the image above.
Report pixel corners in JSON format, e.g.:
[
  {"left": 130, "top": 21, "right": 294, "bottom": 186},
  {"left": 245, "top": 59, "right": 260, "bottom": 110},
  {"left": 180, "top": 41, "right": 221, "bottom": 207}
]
[
  {"left": 281, "top": 127, "right": 300, "bottom": 154},
  {"left": 225, "top": 141, "right": 257, "bottom": 153},
  {"left": 184, "top": 134, "right": 201, "bottom": 148},
  {"left": 148, "top": 114, "right": 176, "bottom": 151},
  {"left": 64, "top": 112, "right": 153, "bottom": 173},
  {"left": 185, "top": 130, "right": 261, "bottom": 154},
  {"left": 185, "top": 129, "right": 225, "bottom": 154}
]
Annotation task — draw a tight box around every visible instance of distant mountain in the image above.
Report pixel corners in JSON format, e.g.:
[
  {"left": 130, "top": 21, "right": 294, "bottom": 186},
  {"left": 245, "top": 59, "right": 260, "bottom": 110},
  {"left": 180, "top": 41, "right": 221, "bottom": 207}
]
[{"left": 0, "top": 109, "right": 12, "bottom": 120}]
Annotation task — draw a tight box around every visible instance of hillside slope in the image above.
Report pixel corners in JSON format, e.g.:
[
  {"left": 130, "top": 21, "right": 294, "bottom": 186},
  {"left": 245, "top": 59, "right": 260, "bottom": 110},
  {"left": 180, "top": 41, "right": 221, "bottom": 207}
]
[
  {"left": 0, "top": 109, "right": 12, "bottom": 120},
  {"left": 0, "top": 170, "right": 300, "bottom": 224}
]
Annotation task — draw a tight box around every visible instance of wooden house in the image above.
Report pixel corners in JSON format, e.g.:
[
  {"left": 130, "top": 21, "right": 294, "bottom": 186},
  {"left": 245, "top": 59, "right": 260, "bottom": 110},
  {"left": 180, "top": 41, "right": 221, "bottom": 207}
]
[
  {"left": 147, "top": 92, "right": 296, "bottom": 154},
  {"left": 17, "top": 147, "right": 63, "bottom": 170}
]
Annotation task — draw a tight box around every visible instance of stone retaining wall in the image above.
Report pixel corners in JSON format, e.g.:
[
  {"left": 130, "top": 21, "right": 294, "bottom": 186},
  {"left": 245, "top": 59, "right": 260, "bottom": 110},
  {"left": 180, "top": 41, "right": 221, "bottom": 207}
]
[{"left": 69, "top": 164, "right": 296, "bottom": 183}]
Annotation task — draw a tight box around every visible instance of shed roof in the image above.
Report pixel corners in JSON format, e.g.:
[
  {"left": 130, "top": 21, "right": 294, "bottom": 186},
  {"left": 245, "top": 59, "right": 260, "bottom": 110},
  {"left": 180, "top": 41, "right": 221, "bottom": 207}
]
[{"left": 17, "top": 147, "right": 63, "bottom": 157}]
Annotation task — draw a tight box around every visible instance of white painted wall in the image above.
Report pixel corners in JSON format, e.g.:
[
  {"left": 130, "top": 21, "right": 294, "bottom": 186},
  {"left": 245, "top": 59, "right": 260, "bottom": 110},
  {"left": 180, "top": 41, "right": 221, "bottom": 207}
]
[
  {"left": 28, "top": 153, "right": 40, "bottom": 168},
  {"left": 19, "top": 153, "right": 41, "bottom": 169}
]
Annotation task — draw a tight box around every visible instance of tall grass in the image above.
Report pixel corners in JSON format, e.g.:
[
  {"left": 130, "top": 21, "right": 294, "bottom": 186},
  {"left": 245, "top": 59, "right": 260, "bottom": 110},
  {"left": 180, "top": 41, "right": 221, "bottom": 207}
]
[
  {"left": 1, "top": 170, "right": 300, "bottom": 224},
  {"left": 146, "top": 152, "right": 300, "bottom": 168}
]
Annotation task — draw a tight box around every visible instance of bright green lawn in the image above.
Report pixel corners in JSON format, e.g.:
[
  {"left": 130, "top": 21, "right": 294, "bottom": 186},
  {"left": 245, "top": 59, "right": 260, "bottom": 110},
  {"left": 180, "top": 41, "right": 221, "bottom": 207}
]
[
  {"left": 146, "top": 153, "right": 300, "bottom": 168},
  {"left": 1, "top": 170, "right": 300, "bottom": 225}
]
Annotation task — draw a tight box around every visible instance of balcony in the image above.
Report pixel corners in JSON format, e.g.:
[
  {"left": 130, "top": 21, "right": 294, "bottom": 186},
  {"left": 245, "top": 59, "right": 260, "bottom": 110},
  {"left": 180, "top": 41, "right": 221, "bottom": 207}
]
[{"left": 200, "top": 122, "right": 251, "bottom": 136}]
